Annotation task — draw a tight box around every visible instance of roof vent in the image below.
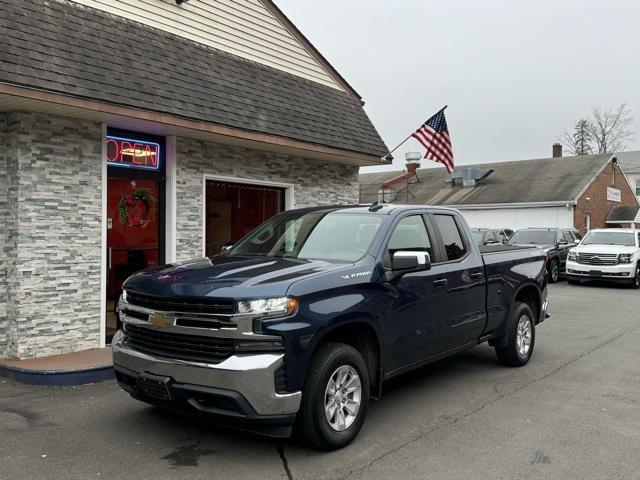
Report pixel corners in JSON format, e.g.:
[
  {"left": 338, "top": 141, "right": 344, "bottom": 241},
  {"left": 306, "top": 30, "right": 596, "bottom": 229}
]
[{"left": 445, "top": 168, "right": 493, "bottom": 188}]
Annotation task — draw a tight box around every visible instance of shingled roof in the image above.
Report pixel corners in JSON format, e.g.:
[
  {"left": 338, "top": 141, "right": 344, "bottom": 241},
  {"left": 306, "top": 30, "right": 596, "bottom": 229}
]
[
  {"left": 0, "top": 0, "right": 387, "bottom": 158},
  {"left": 360, "top": 153, "right": 626, "bottom": 205}
]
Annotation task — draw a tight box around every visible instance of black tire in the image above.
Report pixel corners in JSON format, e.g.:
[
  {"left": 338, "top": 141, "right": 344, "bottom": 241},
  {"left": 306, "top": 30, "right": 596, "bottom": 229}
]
[
  {"left": 630, "top": 264, "right": 640, "bottom": 289},
  {"left": 495, "top": 302, "right": 536, "bottom": 367},
  {"left": 548, "top": 259, "right": 560, "bottom": 283},
  {"left": 297, "top": 342, "right": 370, "bottom": 450}
]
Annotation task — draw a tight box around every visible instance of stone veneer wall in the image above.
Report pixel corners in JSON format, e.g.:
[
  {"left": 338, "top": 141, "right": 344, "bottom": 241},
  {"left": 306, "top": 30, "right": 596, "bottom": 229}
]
[
  {"left": 175, "top": 138, "right": 360, "bottom": 260},
  {"left": 0, "top": 113, "right": 7, "bottom": 357},
  {"left": 2, "top": 112, "right": 103, "bottom": 359}
]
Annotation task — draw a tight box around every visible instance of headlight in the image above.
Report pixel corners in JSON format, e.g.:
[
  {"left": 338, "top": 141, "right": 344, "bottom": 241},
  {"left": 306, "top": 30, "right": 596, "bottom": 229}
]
[
  {"left": 120, "top": 289, "right": 128, "bottom": 303},
  {"left": 567, "top": 251, "right": 577, "bottom": 261},
  {"left": 237, "top": 297, "right": 298, "bottom": 317},
  {"left": 618, "top": 254, "right": 633, "bottom": 264}
]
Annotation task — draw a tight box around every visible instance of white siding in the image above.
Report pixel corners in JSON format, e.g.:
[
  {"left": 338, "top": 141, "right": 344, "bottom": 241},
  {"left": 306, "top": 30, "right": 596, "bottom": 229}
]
[
  {"left": 70, "top": 0, "right": 342, "bottom": 90},
  {"left": 625, "top": 172, "right": 640, "bottom": 201},
  {"left": 459, "top": 206, "right": 574, "bottom": 231}
]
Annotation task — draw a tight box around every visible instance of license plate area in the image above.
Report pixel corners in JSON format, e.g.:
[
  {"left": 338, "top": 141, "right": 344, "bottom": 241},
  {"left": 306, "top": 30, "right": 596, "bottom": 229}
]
[
  {"left": 589, "top": 270, "right": 603, "bottom": 277},
  {"left": 137, "top": 373, "right": 171, "bottom": 401}
]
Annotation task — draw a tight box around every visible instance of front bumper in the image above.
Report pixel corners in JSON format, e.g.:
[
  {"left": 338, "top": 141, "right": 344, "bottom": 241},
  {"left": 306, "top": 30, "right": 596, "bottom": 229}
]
[
  {"left": 566, "top": 260, "right": 635, "bottom": 283},
  {"left": 112, "top": 330, "right": 301, "bottom": 428}
]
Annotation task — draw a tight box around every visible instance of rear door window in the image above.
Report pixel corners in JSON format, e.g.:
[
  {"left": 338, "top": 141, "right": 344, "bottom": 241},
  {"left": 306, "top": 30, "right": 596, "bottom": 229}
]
[
  {"left": 433, "top": 214, "right": 467, "bottom": 261},
  {"left": 562, "top": 230, "right": 574, "bottom": 243}
]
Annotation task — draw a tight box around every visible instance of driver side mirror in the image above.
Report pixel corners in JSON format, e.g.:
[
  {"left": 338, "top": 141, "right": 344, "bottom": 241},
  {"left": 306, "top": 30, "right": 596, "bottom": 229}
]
[
  {"left": 573, "top": 239, "right": 580, "bottom": 245},
  {"left": 558, "top": 239, "right": 568, "bottom": 246},
  {"left": 391, "top": 251, "right": 431, "bottom": 273}
]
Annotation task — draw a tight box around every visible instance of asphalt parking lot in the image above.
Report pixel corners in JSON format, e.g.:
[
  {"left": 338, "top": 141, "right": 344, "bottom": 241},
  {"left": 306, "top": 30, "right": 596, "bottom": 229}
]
[{"left": 1, "top": 282, "right": 639, "bottom": 480}]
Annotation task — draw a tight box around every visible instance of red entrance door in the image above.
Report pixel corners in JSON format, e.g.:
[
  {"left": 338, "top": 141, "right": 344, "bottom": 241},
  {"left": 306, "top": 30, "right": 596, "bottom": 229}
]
[{"left": 106, "top": 177, "right": 160, "bottom": 341}]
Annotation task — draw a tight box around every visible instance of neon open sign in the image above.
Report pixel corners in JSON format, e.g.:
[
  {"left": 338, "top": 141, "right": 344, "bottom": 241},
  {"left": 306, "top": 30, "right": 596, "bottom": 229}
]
[{"left": 106, "top": 136, "right": 161, "bottom": 170}]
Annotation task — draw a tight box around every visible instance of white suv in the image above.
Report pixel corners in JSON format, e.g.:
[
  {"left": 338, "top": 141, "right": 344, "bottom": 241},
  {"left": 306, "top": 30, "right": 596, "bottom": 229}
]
[{"left": 566, "top": 228, "right": 640, "bottom": 288}]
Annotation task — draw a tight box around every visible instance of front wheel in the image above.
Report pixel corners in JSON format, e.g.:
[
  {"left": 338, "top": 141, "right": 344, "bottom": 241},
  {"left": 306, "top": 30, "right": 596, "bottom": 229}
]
[
  {"left": 630, "top": 264, "right": 640, "bottom": 289},
  {"left": 297, "top": 343, "right": 370, "bottom": 450},
  {"left": 548, "top": 259, "right": 560, "bottom": 283},
  {"left": 495, "top": 302, "right": 536, "bottom": 367}
]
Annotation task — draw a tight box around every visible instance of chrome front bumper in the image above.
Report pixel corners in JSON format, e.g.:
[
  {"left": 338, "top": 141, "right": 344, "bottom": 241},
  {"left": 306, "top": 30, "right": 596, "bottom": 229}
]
[{"left": 112, "top": 330, "right": 301, "bottom": 416}]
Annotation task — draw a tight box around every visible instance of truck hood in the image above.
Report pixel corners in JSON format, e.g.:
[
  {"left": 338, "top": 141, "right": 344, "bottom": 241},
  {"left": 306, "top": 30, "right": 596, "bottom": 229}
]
[
  {"left": 572, "top": 244, "right": 637, "bottom": 255},
  {"left": 123, "top": 255, "right": 353, "bottom": 299}
]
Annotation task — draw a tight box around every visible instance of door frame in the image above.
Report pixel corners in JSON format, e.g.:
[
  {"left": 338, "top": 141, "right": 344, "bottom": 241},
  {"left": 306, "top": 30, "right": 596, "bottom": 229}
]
[
  {"left": 201, "top": 174, "right": 295, "bottom": 257},
  {"left": 100, "top": 127, "right": 167, "bottom": 347}
]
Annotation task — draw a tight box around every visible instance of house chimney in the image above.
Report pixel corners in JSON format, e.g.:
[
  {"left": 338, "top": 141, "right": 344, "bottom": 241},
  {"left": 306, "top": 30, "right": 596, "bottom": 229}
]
[
  {"left": 552, "top": 143, "right": 563, "bottom": 158},
  {"left": 381, "top": 152, "right": 422, "bottom": 190}
]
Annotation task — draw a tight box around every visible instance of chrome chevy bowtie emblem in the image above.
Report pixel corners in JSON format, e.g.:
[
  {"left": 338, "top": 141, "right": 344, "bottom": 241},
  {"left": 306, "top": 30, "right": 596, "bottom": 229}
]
[{"left": 149, "top": 313, "right": 171, "bottom": 327}]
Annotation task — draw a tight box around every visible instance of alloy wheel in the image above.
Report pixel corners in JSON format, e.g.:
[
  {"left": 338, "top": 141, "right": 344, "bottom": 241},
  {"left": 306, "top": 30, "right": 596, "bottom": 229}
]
[
  {"left": 516, "top": 315, "right": 532, "bottom": 357},
  {"left": 324, "top": 365, "right": 362, "bottom": 432}
]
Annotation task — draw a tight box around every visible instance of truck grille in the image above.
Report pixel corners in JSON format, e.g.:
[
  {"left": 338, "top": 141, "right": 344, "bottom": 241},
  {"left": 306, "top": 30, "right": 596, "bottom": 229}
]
[
  {"left": 123, "top": 324, "right": 234, "bottom": 363},
  {"left": 126, "top": 291, "right": 235, "bottom": 315},
  {"left": 576, "top": 253, "right": 618, "bottom": 266}
]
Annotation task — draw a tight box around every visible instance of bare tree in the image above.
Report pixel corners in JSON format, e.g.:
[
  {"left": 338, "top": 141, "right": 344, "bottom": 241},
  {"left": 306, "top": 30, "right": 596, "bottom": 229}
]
[
  {"left": 588, "top": 104, "right": 634, "bottom": 153},
  {"left": 562, "top": 119, "right": 593, "bottom": 155}
]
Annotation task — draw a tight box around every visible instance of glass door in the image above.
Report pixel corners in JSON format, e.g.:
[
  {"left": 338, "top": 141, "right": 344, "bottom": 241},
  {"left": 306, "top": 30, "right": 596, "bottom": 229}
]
[{"left": 106, "top": 177, "right": 160, "bottom": 343}]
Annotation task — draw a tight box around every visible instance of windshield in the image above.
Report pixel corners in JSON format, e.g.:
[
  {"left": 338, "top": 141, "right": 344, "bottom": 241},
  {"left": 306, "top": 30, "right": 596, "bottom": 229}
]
[
  {"left": 510, "top": 230, "right": 556, "bottom": 245},
  {"left": 471, "top": 231, "right": 485, "bottom": 242},
  {"left": 581, "top": 231, "right": 636, "bottom": 246},
  {"left": 227, "top": 211, "right": 384, "bottom": 262}
]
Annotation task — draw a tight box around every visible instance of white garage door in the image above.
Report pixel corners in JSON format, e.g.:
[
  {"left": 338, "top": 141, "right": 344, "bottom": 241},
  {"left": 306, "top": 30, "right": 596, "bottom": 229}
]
[{"left": 458, "top": 206, "right": 574, "bottom": 231}]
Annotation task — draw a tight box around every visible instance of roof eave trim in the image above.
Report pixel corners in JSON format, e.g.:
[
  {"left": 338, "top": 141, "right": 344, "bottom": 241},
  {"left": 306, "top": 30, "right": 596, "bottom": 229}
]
[{"left": 0, "top": 82, "right": 384, "bottom": 165}]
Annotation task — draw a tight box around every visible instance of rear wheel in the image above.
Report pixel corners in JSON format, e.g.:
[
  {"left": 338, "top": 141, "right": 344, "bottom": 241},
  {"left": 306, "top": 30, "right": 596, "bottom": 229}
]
[
  {"left": 297, "top": 343, "right": 370, "bottom": 450},
  {"left": 548, "top": 259, "right": 560, "bottom": 283},
  {"left": 495, "top": 302, "right": 535, "bottom": 367}
]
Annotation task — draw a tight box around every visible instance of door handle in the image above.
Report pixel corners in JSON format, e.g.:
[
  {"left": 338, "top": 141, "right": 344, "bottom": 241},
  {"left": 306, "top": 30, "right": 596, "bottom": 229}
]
[
  {"left": 470, "top": 272, "right": 484, "bottom": 280},
  {"left": 433, "top": 278, "right": 448, "bottom": 287}
]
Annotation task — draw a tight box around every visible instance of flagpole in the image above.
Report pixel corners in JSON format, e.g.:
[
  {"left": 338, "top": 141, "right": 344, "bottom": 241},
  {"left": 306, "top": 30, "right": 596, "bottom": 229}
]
[{"left": 382, "top": 105, "right": 447, "bottom": 163}]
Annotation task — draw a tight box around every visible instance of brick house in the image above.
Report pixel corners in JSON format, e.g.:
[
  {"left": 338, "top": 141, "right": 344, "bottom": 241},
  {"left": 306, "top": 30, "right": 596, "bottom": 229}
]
[
  {"left": 0, "top": 0, "right": 387, "bottom": 359},
  {"left": 360, "top": 150, "right": 640, "bottom": 235}
]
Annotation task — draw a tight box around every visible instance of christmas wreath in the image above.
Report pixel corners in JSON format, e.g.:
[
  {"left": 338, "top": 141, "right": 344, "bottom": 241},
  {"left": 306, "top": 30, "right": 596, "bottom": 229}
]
[{"left": 118, "top": 188, "right": 156, "bottom": 228}]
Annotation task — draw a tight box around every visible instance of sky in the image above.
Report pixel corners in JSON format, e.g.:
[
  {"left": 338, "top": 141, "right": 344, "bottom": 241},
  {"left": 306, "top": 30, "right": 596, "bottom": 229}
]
[{"left": 277, "top": 0, "right": 640, "bottom": 173}]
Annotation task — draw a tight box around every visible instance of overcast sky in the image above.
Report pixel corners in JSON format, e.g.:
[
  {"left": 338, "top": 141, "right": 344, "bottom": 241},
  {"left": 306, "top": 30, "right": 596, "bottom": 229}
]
[{"left": 277, "top": 0, "right": 640, "bottom": 173}]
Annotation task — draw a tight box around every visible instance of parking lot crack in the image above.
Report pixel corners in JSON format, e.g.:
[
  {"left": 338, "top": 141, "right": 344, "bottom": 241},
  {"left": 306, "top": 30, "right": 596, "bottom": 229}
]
[
  {"left": 338, "top": 323, "right": 640, "bottom": 480},
  {"left": 277, "top": 443, "right": 294, "bottom": 480}
]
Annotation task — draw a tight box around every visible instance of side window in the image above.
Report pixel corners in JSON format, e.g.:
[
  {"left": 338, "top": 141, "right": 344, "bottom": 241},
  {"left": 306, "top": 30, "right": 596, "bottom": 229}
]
[
  {"left": 574, "top": 230, "right": 582, "bottom": 240},
  {"left": 386, "top": 215, "right": 433, "bottom": 263},
  {"left": 497, "top": 231, "right": 507, "bottom": 243},
  {"left": 433, "top": 214, "right": 467, "bottom": 261},
  {"left": 563, "top": 230, "right": 574, "bottom": 243},
  {"left": 485, "top": 231, "right": 495, "bottom": 242}
]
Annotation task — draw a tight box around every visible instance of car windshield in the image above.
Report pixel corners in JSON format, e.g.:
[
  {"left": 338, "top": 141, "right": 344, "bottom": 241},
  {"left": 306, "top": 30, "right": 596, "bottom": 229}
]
[
  {"left": 471, "top": 231, "right": 485, "bottom": 242},
  {"left": 581, "top": 231, "right": 636, "bottom": 246},
  {"left": 227, "top": 211, "right": 384, "bottom": 262},
  {"left": 510, "top": 230, "right": 556, "bottom": 245}
]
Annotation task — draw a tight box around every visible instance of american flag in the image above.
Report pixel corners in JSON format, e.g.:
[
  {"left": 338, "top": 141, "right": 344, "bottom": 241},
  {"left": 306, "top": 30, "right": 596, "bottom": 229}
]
[{"left": 411, "top": 108, "right": 454, "bottom": 173}]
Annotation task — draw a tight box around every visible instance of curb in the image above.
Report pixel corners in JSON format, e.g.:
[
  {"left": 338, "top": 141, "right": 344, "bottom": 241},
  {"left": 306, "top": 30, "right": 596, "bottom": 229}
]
[{"left": 0, "top": 363, "right": 114, "bottom": 386}]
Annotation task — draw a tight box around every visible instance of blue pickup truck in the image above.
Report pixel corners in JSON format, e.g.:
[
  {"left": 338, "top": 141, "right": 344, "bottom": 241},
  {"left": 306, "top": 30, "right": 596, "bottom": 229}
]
[{"left": 112, "top": 204, "right": 548, "bottom": 449}]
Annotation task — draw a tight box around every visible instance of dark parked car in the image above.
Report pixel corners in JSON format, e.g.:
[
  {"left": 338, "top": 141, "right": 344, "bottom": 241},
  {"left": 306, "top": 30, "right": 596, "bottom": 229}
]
[
  {"left": 470, "top": 228, "right": 512, "bottom": 245},
  {"left": 509, "top": 228, "right": 581, "bottom": 283},
  {"left": 113, "top": 205, "right": 549, "bottom": 450}
]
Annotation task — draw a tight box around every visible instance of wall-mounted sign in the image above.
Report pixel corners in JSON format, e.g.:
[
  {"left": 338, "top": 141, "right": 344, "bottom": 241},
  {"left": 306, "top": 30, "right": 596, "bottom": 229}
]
[
  {"left": 106, "top": 136, "right": 161, "bottom": 170},
  {"left": 607, "top": 187, "right": 621, "bottom": 203}
]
